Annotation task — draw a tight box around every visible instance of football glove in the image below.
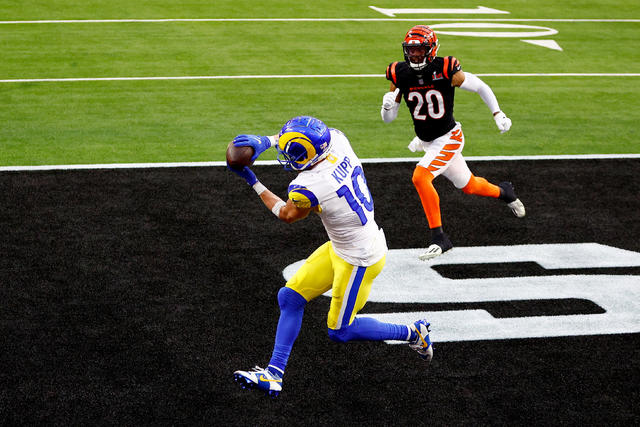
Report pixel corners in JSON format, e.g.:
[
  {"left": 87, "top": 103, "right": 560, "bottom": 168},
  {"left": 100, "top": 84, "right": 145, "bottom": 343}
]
[
  {"left": 381, "top": 89, "right": 401, "bottom": 123},
  {"left": 382, "top": 90, "right": 399, "bottom": 110},
  {"left": 233, "top": 134, "right": 272, "bottom": 162},
  {"left": 493, "top": 111, "right": 512, "bottom": 133},
  {"left": 228, "top": 165, "right": 258, "bottom": 186},
  {"left": 407, "top": 136, "right": 425, "bottom": 153}
]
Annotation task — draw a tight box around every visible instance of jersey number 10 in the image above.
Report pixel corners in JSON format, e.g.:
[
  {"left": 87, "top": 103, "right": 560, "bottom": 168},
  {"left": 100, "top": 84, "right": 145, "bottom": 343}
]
[{"left": 336, "top": 166, "right": 374, "bottom": 225}]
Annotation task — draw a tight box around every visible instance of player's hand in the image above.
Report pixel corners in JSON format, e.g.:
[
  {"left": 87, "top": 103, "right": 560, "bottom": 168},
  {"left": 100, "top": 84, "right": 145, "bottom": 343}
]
[
  {"left": 382, "top": 89, "right": 400, "bottom": 110},
  {"left": 493, "top": 111, "right": 512, "bottom": 133},
  {"left": 232, "top": 134, "right": 271, "bottom": 162},
  {"left": 407, "top": 137, "right": 425, "bottom": 152},
  {"left": 227, "top": 165, "right": 258, "bottom": 186}
]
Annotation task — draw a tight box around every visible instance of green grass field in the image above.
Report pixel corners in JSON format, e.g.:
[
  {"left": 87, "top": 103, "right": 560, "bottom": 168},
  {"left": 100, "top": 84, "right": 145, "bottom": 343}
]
[{"left": 1, "top": 1, "right": 639, "bottom": 165}]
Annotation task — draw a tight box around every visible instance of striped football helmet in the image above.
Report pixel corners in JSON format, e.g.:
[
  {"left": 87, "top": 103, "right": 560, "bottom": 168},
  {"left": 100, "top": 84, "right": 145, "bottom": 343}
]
[
  {"left": 402, "top": 25, "right": 439, "bottom": 71},
  {"left": 277, "top": 116, "right": 332, "bottom": 171}
]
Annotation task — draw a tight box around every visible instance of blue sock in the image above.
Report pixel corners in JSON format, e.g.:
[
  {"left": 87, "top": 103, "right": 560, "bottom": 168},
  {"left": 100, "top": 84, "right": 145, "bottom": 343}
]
[
  {"left": 268, "top": 287, "right": 307, "bottom": 374},
  {"left": 328, "top": 316, "right": 411, "bottom": 342}
]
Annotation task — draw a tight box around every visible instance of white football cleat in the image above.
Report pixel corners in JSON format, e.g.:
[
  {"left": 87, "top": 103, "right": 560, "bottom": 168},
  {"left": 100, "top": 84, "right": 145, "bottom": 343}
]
[
  {"left": 498, "top": 182, "right": 525, "bottom": 218},
  {"left": 419, "top": 233, "right": 453, "bottom": 261},
  {"left": 508, "top": 198, "right": 526, "bottom": 218},
  {"left": 233, "top": 365, "right": 283, "bottom": 397},
  {"left": 419, "top": 244, "right": 444, "bottom": 261}
]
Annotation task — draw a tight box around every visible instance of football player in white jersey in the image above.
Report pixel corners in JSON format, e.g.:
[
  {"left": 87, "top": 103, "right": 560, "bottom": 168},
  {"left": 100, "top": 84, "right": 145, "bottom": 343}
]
[{"left": 228, "top": 116, "right": 433, "bottom": 397}]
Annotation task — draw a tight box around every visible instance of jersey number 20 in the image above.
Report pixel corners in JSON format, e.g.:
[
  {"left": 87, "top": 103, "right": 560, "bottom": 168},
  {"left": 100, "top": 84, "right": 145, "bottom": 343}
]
[
  {"left": 336, "top": 166, "right": 374, "bottom": 225},
  {"left": 408, "top": 90, "right": 445, "bottom": 120}
]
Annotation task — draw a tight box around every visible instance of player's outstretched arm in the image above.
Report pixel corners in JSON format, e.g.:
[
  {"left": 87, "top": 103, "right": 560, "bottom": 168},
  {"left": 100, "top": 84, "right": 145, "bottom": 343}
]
[{"left": 455, "top": 71, "right": 512, "bottom": 133}]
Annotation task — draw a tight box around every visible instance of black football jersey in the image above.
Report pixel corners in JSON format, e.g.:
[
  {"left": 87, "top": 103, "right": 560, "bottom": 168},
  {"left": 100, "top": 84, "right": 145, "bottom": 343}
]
[{"left": 386, "top": 57, "right": 462, "bottom": 142}]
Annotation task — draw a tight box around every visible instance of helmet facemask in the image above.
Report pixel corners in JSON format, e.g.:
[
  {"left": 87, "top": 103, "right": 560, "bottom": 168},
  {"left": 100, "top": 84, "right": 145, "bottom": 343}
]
[{"left": 402, "top": 25, "right": 439, "bottom": 72}]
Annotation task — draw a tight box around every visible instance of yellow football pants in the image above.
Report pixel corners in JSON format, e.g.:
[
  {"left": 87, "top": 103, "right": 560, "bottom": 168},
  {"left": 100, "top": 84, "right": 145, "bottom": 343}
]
[{"left": 285, "top": 241, "right": 386, "bottom": 330}]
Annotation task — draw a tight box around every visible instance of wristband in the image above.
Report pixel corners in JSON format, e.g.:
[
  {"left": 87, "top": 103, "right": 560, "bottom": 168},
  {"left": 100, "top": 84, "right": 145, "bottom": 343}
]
[
  {"left": 271, "top": 200, "right": 286, "bottom": 217},
  {"left": 253, "top": 182, "right": 267, "bottom": 196}
]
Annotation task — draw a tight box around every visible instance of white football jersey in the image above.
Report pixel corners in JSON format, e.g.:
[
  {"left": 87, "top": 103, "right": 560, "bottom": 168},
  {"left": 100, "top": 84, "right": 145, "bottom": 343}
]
[{"left": 287, "top": 129, "right": 387, "bottom": 266}]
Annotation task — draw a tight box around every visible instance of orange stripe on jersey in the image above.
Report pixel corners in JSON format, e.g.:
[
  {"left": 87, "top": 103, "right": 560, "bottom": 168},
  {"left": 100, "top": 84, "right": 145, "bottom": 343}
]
[
  {"left": 449, "top": 129, "right": 463, "bottom": 142},
  {"left": 443, "top": 143, "right": 460, "bottom": 150},
  {"left": 427, "top": 165, "right": 440, "bottom": 172},
  {"left": 386, "top": 62, "right": 398, "bottom": 85},
  {"left": 443, "top": 56, "right": 450, "bottom": 79},
  {"left": 431, "top": 159, "right": 447, "bottom": 167},
  {"left": 435, "top": 150, "right": 455, "bottom": 162}
]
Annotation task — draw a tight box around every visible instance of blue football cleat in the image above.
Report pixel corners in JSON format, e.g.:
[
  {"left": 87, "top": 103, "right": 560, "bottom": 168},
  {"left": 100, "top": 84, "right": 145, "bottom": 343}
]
[
  {"left": 409, "top": 320, "right": 433, "bottom": 362},
  {"left": 233, "top": 366, "right": 283, "bottom": 397}
]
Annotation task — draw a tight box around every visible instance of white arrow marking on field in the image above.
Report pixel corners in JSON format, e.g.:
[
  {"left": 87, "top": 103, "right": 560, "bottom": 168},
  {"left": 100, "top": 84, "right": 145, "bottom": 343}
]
[
  {"left": 369, "top": 6, "right": 510, "bottom": 17},
  {"left": 428, "top": 23, "right": 558, "bottom": 37},
  {"left": 521, "top": 39, "right": 563, "bottom": 51}
]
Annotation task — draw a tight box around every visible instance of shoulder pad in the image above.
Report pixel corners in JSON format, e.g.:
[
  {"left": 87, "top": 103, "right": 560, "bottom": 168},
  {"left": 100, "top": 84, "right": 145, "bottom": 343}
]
[
  {"left": 386, "top": 61, "right": 414, "bottom": 87},
  {"left": 385, "top": 62, "right": 400, "bottom": 86},
  {"left": 443, "top": 56, "right": 462, "bottom": 80},
  {"left": 288, "top": 184, "right": 319, "bottom": 208}
]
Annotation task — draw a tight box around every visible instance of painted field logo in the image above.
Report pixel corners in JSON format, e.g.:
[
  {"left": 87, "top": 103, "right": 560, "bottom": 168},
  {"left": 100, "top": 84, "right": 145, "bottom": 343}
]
[{"left": 282, "top": 243, "right": 640, "bottom": 343}]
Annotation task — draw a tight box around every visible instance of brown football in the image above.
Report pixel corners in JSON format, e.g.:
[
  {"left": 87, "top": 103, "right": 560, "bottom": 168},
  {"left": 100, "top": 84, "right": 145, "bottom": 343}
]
[{"left": 226, "top": 142, "right": 255, "bottom": 169}]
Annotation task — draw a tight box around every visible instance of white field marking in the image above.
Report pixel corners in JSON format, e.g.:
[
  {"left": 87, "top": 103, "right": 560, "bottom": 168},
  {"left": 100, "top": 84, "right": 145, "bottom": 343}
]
[
  {"left": 429, "top": 22, "right": 557, "bottom": 38},
  {"left": 369, "top": 6, "right": 509, "bottom": 17},
  {"left": 2, "top": 73, "right": 640, "bottom": 84},
  {"left": 0, "top": 74, "right": 380, "bottom": 83},
  {"left": 0, "top": 18, "right": 639, "bottom": 24},
  {"left": 522, "top": 39, "right": 563, "bottom": 51},
  {"left": 2, "top": 154, "right": 639, "bottom": 172}
]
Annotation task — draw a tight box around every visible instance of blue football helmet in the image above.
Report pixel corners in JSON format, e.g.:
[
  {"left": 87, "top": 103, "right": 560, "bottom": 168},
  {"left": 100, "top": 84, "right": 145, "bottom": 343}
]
[{"left": 276, "top": 116, "right": 332, "bottom": 171}]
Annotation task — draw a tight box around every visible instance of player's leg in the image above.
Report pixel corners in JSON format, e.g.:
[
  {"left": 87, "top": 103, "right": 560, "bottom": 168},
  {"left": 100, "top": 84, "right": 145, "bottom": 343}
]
[
  {"left": 325, "top": 250, "right": 433, "bottom": 360},
  {"left": 413, "top": 126, "right": 465, "bottom": 260},
  {"left": 444, "top": 153, "right": 525, "bottom": 218},
  {"left": 268, "top": 241, "right": 334, "bottom": 372},
  {"left": 412, "top": 165, "right": 441, "bottom": 230},
  {"left": 234, "top": 241, "right": 334, "bottom": 396}
]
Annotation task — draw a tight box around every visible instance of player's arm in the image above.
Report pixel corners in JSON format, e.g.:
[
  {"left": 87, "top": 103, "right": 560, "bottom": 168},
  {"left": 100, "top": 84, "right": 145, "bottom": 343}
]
[
  {"left": 381, "top": 83, "right": 402, "bottom": 123},
  {"left": 255, "top": 186, "right": 312, "bottom": 224},
  {"left": 455, "top": 70, "right": 512, "bottom": 133},
  {"left": 227, "top": 166, "right": 312, "bottom": 223}
]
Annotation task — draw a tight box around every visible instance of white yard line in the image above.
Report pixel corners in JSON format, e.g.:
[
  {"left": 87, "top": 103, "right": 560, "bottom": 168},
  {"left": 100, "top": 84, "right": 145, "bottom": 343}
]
[
  {"left": 2, "top": 154, "right": 639, "bottom": 172},
  {"left": 0, "top": 18, "right": 638, "bottom": 24},
  {"left": 2, "top": 73, "right": 639, "bottom": 84}
]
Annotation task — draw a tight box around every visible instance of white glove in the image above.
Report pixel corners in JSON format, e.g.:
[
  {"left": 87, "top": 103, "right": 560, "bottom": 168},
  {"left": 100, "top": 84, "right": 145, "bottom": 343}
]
[
  {"left": 382, "top": 90, "right": 399, "bottom": 110},
  {"left": 407, "top": 136, "right": 425, "bottom": 153},
  {"left": 381, "top": 89, "right": 400, "bottom": 123},
  {"left": 494, "top": 111, "right": 512, "bottom": 133}
]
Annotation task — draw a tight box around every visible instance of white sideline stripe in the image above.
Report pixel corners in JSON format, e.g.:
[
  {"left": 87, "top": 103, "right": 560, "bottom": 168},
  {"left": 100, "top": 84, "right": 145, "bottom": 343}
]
[
  {"left": 2, "top": 154, "right": 639, "bottom": 172},
  {"left": 0, "top": 18, "right": 639, "bottom": 24},
  {"left": 2, "top": 73, "right": 640, "bottom": 83},
  {"left": 0, "top": 74, "right": 380, "bottom": 83}
]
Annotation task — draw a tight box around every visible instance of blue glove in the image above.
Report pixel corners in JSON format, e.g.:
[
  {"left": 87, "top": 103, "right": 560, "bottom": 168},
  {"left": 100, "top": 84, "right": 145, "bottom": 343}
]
[
  {"left": 232, "top": 134, "right": 272, "bottom": 162},
  {"left": 227, "top": 165, "right": 258, "bottom": 186}
]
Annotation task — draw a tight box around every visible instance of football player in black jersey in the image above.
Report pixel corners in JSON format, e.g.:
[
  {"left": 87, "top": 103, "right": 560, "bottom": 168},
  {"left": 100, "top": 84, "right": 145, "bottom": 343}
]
[{"left": 381, "top": 25, "right": 526, "bottom": 260}]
